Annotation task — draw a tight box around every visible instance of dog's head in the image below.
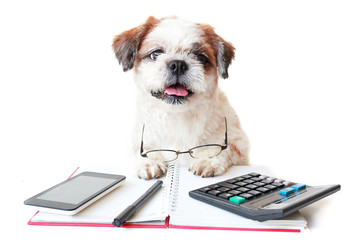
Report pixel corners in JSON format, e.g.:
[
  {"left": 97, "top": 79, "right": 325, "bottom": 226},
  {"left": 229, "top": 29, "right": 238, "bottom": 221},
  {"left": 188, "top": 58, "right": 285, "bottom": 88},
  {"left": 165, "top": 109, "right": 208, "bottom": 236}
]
[{"left": 113, "top": 16, "right": 235, "bottom": 107}]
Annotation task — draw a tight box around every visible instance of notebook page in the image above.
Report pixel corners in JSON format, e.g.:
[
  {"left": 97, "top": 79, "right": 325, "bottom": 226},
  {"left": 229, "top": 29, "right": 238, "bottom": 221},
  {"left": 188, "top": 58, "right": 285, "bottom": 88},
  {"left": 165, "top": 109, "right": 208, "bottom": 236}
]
[
  {"left": 31, "top": 167, "right": 168, "bottom": 224},
  {"left": 169, "top": 165, "right": 307, "bottom": 229}
]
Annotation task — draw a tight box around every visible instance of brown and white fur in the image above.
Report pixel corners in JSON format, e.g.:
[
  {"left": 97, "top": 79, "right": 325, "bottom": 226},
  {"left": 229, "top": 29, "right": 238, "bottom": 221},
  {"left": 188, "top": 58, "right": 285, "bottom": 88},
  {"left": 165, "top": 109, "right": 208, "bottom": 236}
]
[{"left": 113, "top": 16, "right": 249, "bottom": 179}]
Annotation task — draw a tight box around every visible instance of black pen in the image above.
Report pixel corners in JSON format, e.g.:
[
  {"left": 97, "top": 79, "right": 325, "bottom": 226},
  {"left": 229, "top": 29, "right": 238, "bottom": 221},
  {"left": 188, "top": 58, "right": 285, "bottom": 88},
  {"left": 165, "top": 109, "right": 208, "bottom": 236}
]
[{"left": 112, "top": 180, "right": 163, "bottom": 227}]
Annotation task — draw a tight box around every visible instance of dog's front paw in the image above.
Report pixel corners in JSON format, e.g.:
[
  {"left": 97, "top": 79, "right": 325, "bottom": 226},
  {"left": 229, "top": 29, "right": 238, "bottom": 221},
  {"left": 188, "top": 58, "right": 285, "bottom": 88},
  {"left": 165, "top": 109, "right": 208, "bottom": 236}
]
[
  {"left": 137, "top": 160, "right": 167, "bottom": 180},
  {"left": 190, "top": 159, "right": 228, "bottom": 178}
]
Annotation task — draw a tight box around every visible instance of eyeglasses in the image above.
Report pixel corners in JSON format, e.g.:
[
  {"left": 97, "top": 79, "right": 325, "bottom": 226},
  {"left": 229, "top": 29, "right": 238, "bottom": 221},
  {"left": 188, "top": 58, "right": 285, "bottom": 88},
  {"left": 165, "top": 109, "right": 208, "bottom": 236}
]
[{"left": 140, "top": 118, "right": 228, "bottom": 162}]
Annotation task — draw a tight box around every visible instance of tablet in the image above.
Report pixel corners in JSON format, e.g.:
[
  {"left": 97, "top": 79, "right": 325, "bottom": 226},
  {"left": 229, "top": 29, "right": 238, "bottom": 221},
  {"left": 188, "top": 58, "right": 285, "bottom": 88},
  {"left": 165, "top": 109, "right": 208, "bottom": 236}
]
[{"left": 24, "top": 171, "right": 126, "bottom": 215}]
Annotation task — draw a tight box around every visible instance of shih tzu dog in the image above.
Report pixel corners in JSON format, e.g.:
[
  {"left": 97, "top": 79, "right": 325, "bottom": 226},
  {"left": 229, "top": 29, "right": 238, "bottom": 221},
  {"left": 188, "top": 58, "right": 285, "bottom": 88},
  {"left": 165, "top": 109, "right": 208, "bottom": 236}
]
[{"left": 113, "top": 16, "right": 249, "bottom": 180}]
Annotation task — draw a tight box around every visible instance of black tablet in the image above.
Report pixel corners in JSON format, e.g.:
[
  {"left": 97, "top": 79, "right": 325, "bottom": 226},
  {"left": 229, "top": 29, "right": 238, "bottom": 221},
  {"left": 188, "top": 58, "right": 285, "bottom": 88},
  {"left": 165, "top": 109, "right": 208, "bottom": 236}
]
[{"left": 24, "top": 171, "right": 126, "bottom": 215}]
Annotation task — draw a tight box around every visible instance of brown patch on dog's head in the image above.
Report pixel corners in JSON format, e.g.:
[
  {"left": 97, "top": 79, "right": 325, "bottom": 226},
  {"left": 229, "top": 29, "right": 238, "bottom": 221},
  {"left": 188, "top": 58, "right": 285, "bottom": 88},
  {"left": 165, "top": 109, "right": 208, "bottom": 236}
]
[
  {"left": 198, "top": 24, "right": 235, "bottom": 79},
  {"left": 190, "top": 42, "right": 217, "bottom": 76},
  {"left": 112, "top": 16, "right": 160, "bottom": 71}
]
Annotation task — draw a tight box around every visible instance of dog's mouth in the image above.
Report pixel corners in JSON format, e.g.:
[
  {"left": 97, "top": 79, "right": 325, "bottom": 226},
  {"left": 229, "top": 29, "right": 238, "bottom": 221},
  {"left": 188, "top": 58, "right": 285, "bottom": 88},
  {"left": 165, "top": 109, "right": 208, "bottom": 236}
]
[{"left": 151, "top": 83, "right": 194, "bottom": 105}]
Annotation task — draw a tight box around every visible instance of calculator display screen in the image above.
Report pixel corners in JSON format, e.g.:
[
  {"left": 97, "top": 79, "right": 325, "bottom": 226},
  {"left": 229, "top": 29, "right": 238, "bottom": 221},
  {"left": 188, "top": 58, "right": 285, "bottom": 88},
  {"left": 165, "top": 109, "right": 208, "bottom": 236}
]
[{"left": 36, "top": 175, "right": 116, "bottom": 204}]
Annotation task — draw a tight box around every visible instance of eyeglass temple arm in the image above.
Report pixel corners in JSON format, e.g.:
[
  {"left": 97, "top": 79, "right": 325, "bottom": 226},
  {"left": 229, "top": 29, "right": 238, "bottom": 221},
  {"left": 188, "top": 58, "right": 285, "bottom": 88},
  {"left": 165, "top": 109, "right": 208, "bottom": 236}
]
[
  {"left": 223, "top": 117, "right": 228, "bottom": 149},
  {"left": 140, "top": 124, "right": 146, "bottom": 157}
]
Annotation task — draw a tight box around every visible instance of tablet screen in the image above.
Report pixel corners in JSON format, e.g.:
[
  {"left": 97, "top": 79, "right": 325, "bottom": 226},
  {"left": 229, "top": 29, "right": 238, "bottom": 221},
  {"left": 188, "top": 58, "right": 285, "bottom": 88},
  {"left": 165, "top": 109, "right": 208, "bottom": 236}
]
[{"left": 36, "top": 175, "right": 116, "bottom": 204}]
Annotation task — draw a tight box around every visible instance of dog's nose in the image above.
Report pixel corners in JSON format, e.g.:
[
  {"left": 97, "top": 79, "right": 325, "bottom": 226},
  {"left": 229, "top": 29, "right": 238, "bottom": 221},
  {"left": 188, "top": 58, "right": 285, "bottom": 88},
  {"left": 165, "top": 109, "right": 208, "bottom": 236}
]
[{"left": 168, "top": 60, "right": 188, "bottom": 75}]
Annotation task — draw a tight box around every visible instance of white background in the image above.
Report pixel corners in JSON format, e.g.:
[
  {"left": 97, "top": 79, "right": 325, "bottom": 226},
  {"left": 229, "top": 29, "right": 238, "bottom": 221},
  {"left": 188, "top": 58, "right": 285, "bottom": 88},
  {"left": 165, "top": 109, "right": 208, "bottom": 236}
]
[{"left": 1, "top": 0, "right": 359, "bottom": 239}]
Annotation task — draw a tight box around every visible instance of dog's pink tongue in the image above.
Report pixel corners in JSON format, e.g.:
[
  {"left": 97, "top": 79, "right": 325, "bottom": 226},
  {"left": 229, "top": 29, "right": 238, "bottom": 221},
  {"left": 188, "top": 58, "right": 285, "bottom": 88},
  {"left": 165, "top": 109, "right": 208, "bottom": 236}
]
[{"left": 164, "top": 84, "right": 188, "bottom": 97}]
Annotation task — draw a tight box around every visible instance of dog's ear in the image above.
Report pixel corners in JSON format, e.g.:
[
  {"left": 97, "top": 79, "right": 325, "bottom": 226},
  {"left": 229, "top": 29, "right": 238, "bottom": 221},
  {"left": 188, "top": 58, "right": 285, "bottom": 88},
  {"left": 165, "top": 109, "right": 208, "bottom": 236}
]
[
  {"left": 200, "top": 24, "right": 235, "bottom": 79},
  {"left": 216, "top": 36, "right": 235, "bottom": 79},
  {"left": 112, "top": 16, "right": 159, "bottom": 71}
]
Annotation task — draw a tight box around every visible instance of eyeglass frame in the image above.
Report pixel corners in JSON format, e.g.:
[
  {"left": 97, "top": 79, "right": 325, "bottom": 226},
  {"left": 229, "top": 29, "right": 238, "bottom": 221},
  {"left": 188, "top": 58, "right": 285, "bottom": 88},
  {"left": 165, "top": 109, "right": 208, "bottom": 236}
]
[{"left": 140, "top": 118, "right": 228, "bottom": 163}]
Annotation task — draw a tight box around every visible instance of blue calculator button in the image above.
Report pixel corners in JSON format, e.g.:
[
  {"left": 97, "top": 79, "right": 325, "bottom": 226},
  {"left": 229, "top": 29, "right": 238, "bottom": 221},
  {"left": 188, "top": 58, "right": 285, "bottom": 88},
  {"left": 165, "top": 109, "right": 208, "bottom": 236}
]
[
  {"left": 291, "top": 183, "right": 306, "bottom": 191},
  {"left": 279, "top": 187, "right": 295, "bottom": 196}
]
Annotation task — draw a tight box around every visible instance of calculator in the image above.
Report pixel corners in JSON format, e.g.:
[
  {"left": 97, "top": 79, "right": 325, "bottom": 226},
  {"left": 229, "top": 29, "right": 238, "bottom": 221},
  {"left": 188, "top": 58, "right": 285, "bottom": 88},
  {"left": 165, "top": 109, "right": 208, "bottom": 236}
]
[{"left": 189, "top": 172, "right": 340, "bottom": 222}]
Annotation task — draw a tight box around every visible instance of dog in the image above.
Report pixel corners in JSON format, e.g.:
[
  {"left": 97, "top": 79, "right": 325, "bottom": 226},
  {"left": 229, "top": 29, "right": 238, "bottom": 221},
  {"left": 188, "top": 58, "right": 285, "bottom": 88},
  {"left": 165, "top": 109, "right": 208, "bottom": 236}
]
[{"left": 113, "top": 16, "right": 249, "bottom": 180}]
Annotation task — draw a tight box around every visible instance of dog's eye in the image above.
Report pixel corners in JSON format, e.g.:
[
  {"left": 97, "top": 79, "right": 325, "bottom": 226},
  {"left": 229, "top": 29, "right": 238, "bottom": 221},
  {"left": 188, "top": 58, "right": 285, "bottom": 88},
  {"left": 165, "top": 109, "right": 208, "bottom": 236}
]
[
  {"left": 195, "top": 54, "right": 208, "bottom": 64},
  {"left": 149, "top": 50, "right": 164, "bottom": 61}
]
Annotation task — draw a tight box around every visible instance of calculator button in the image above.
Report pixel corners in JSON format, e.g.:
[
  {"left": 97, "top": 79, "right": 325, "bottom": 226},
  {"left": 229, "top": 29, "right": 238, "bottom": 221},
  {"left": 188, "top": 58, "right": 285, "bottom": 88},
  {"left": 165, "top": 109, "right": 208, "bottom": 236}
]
[
  {"left": 272, "top": 182, "right": 285, "bottom": 188},
  {"left": 256, "top": 187, "right": 270, "bottom": 193},
  {"left": 274, "top": 179, "right": 285, "bottom": 183},
  {"left": 229, "top": 196, "right": 246, "bottom": 205},
  {"left": 245, "top": 184, "right": 258, "bottom": 190},
  {"left": 248, "top": 190, "right": 262, "bottom": 197},
  {"left": 209, "top": 184, "right": 221, "bottom": 189},
  {"left": 264, "top": 184, "right": 278, "bottom": 190},
  {"left": 226, "top": 179, "right": 238, "bottom": 184},
  {"left": 217, "top": 187, "right": 231, "bottom": 192},
  {"left": 266, "top": 177, "right": 276, "bottom": 182},
  {"left": 218, "top": 193, "right": 234, "bottom": 199},
  {"left": 261, "top": 179, "right": 274, "bottom": 184},
  {"left": 228, "top": 190, "right": 242, "bottom": 195},
  {"left": 239, "top": 193, "right": 253, "bottom": 199},
  {"left": 237, "top": 187, "right": 250, "bottom": 192},
  {"left": 243, "top": 179, "right": 255, "bottom": 184},
  {"left": 254, "top": 182, "right": 266, "bottom": 187},
  {"left": 291, "top": 183, "right": 306, "bottom": 191},
  {"left": 208, "top": 190, "right": 222, "bottom": 196},
  {"left": 279, "top": 187, "right": 295, "bottom": 196},
  {"left": 234, "top": 177, "right": 245, "bottom": 181},
  {"left": 240, "top": 174, "right": 252, "bottom": 179},
  {"left": 248, "top": 172, "right": 261, "bottom": 177},
  {"left": 199, "top": 187, "right": 213, "bottom": 192},
  {"left": 234, "top": 181, "right": 247, "bottom": 187},
  {"left": 250, "top": 177, "right": 262, "bottom": 182}
]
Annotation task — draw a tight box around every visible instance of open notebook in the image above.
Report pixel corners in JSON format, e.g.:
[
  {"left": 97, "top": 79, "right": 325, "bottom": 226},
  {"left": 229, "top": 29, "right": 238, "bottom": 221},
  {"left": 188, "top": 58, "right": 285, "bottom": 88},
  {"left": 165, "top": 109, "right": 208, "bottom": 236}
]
[{"left": 28, "top": 165, "right": 307, "bottom": 232}]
